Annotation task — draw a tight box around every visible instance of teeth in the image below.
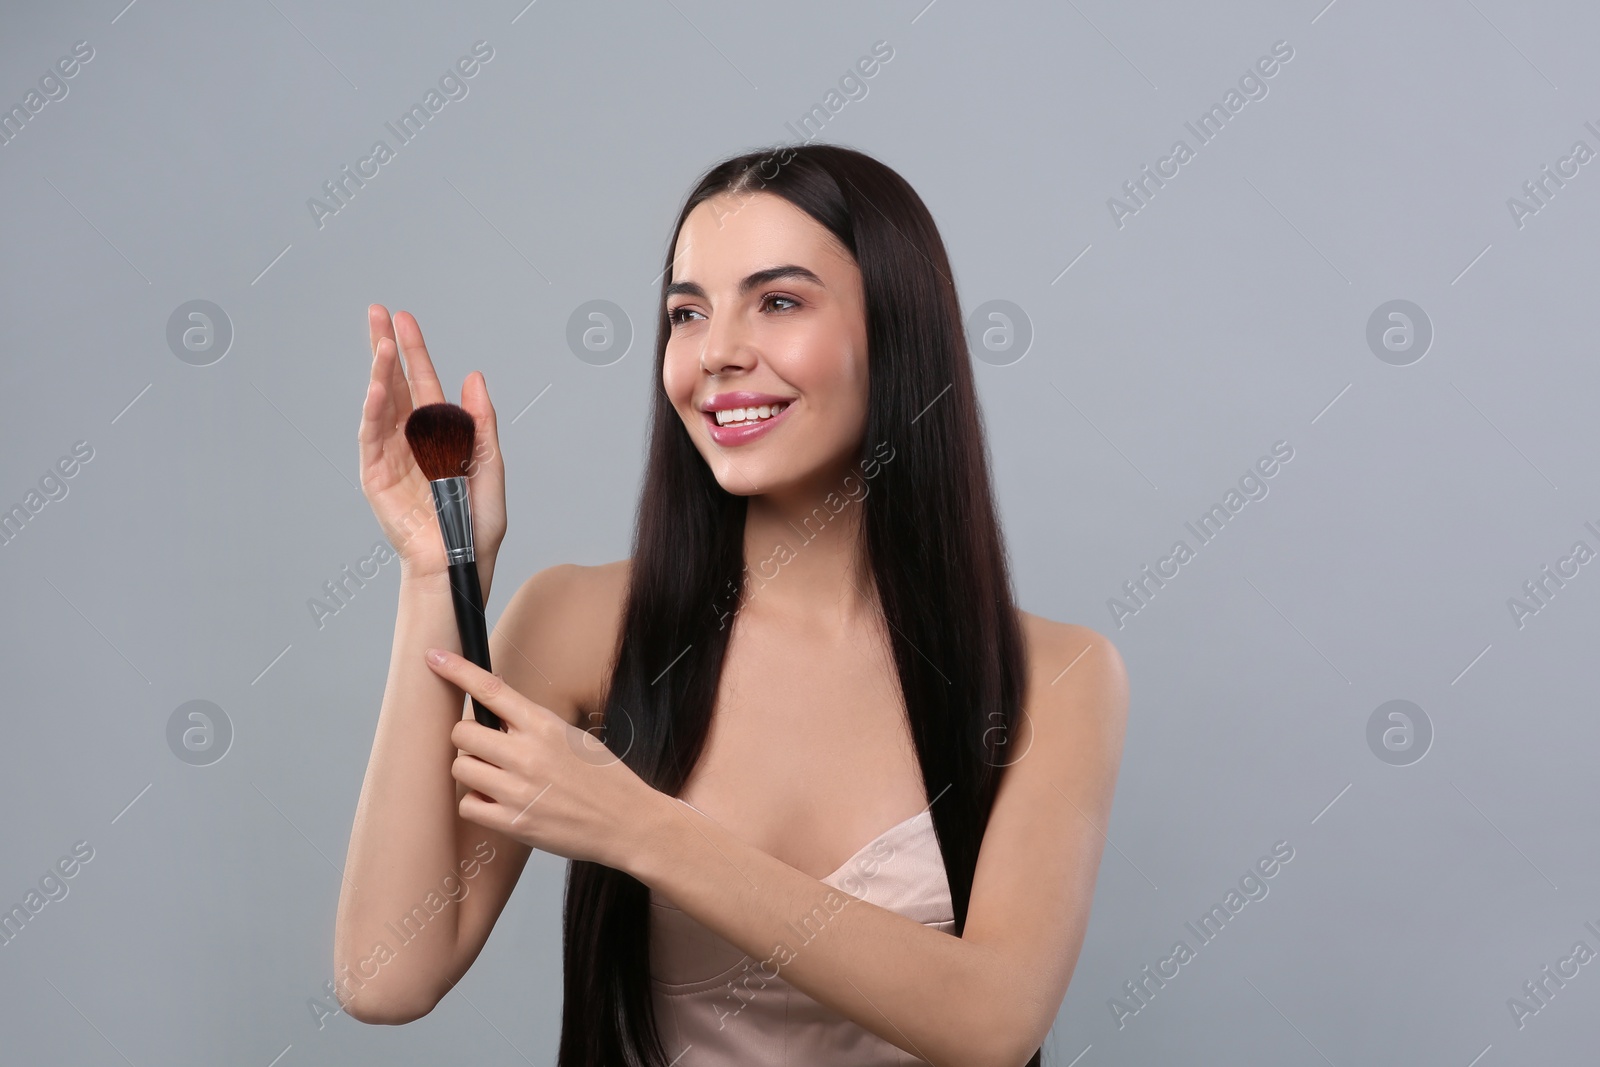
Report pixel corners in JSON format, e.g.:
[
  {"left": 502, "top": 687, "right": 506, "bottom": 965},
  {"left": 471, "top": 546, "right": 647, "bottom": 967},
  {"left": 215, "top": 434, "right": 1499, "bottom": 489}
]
[{"left": 715, "top": 401, "right": 787, "bottom": 426}]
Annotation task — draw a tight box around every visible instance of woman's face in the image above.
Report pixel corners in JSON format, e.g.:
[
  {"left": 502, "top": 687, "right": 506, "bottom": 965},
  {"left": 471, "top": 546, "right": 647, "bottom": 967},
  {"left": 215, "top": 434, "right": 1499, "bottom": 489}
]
[{"left": 662, "top": 191, "right": 870, "bottom": 499}]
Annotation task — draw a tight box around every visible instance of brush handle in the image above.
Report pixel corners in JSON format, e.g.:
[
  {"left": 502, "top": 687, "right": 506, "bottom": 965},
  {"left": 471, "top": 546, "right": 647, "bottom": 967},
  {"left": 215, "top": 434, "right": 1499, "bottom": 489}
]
[{"left": 447, "top": 559, "right": 503, "bottom": 731}]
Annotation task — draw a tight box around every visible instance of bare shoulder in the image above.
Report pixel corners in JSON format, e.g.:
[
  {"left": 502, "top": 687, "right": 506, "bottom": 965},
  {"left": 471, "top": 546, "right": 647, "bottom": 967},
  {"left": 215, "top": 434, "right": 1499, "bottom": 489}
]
[
  {"left": 1016, "top": 610, "right": 1130, "bottom": 733},
  {"left": 490, "top": 559, "right": 632, "bottom": 728}
]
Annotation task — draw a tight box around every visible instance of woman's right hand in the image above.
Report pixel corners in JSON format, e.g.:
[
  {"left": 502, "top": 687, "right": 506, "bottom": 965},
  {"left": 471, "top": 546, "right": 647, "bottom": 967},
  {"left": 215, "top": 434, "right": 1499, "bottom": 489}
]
[{"left": 358, "top": 305, "right": 507, "bottom": 585}]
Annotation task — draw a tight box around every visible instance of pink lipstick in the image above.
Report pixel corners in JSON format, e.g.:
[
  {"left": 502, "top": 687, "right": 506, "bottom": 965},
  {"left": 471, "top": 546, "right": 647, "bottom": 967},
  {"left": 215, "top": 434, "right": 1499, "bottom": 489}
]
[{"left": 700, "top": 392, "right": 796, "bottom": 446}]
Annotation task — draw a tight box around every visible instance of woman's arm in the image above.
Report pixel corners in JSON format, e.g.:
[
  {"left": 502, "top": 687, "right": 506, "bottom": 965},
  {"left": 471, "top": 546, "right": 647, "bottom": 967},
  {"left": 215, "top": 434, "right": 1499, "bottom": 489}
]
[
  {"left": 432, "top": 561, "right": 626, "bottom": 1008},
  {"left": 336, "top": 557, "right": 627, "bottom": 1024},
  {"left": 628, "top": 623, "right": 1128, "bottom": 1067},
  {"left": 335, "top": 307, "right": 550, "bottom": 1024},
  {"left": 334, "top": 567, "right": 529, "bottom": 1024},
  {"left": 421, "top": 616, "right": 1126, "bottom": 1065}
]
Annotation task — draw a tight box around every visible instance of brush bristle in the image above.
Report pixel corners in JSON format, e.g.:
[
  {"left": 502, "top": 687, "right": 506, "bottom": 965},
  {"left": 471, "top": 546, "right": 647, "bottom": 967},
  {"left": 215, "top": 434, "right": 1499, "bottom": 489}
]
[{"left": 404, "top": 402, "right": 477, "bottom": 481}]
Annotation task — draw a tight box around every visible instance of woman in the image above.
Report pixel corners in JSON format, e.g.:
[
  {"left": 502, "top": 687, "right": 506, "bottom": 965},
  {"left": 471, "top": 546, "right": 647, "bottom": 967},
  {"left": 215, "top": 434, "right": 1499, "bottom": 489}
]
[{"left": 336, "top": 143, "right": 1129, "bottom": 1067}]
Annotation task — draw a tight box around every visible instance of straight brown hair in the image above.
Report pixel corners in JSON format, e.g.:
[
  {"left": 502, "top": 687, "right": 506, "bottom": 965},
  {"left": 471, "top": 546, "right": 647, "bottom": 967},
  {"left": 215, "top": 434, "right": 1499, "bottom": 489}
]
[{"left": 557, "top": 142, "right": 1037, "bottom": 1067}]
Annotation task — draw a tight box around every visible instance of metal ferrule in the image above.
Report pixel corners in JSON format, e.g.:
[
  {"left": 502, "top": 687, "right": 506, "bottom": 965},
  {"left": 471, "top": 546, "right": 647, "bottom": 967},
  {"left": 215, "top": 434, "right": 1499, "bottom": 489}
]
[{"left": 428, "top": 476, "right": 476, "bottom": 565}]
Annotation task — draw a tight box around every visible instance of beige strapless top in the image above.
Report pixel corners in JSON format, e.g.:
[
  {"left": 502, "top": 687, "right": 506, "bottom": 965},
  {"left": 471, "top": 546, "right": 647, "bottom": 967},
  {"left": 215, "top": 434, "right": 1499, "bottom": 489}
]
[{"left": 649, "top": 803, "right": 954, "bottom": 1065}]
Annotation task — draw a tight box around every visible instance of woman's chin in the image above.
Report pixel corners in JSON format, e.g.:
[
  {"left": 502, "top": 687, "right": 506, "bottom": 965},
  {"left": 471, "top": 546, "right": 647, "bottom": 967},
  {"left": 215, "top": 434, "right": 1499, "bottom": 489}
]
[
  {"left": 707, "top": 459, "right": 798, "bottom": 499},
  {"left": 712, "top": 468, "right": 779, "bottom": 498}
]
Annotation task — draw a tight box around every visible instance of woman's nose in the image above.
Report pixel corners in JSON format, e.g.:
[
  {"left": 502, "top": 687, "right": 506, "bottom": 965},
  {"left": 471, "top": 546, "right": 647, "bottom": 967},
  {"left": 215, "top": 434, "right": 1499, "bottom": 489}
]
[{"left": 699, "top": 315, "right": 754, "bottom": 375}]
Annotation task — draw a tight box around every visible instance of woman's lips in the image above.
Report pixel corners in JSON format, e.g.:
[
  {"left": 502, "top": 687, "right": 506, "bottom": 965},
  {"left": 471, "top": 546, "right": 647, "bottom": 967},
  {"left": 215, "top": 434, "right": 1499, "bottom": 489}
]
[{"left": 703, "top": 400, "right": 794, "bottom": 446}]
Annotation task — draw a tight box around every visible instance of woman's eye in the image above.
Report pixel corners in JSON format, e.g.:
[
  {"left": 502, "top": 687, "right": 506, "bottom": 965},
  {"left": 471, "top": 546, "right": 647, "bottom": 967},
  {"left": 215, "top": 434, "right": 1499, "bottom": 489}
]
[{"left": 667, "top": 295, "right": 797, "bottom": 326}]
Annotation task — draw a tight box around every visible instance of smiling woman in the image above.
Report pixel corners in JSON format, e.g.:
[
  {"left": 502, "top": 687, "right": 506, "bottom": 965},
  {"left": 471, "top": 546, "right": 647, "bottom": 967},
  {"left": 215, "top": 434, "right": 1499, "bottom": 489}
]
[
  {"left": 556, "top": 145, "right": 1127, "bottom": 1066},
  {"left": 336, "top": 143, "right": 1128, "bottom": 1067}
]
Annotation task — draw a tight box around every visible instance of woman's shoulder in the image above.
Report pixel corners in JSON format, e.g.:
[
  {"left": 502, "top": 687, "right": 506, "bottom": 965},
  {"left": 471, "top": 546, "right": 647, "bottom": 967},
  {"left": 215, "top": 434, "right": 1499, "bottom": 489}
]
[
  {"left": 1015, "top": 608, "right": 1118, "bottom": 658},
  {"left": 1015, "top": 609, "right": 1129, "bottom": 721},
  {"left": 493, "top": 559, "right": 632, "bottom": 724}
]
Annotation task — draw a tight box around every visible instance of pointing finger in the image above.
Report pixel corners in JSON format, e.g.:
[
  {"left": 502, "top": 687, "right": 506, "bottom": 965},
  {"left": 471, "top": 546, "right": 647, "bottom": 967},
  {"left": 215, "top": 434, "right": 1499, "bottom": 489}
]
[{"left": 424, "top": 647, "right": 530, "bottom": 731}]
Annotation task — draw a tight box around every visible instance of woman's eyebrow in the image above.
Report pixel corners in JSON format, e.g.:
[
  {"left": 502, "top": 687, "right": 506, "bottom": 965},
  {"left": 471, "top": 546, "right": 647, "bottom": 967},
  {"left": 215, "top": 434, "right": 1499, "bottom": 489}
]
[{"left": 664, "top": 264, "right": 825, "bottom": 301}]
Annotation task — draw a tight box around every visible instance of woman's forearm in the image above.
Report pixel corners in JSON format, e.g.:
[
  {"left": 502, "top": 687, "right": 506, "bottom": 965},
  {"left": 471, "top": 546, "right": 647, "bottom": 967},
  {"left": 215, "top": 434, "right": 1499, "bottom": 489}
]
[
  {"left": 333, "top": 562, "right": 494, "bottom": 1022},
  {"left": 629, "top": 793, "right": 1029, "bottom": 1067}
]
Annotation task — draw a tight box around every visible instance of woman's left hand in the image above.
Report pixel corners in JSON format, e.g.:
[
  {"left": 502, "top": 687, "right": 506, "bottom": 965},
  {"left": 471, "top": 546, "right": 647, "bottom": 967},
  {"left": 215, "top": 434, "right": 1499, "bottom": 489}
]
[{"left": 424, "top": 646, "right": 659, "bottom": 871}]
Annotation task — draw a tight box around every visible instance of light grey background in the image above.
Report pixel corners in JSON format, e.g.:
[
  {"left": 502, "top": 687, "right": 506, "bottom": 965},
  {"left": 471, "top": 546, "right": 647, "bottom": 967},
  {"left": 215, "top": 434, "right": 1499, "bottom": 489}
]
[{"left": 2, "top": 0, "right": 1596, "bottom": 1063}]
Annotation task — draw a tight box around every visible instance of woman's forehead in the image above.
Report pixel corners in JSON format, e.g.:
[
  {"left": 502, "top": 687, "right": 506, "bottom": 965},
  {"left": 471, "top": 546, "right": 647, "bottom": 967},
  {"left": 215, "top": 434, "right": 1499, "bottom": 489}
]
[{"left": 674, "top": 196, "right": 851, "bottom": 284}]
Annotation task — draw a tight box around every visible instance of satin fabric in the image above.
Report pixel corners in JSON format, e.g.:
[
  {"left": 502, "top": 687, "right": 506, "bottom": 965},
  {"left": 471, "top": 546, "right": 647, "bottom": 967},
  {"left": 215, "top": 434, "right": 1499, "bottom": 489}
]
[{"left": 649, "top": 805, "right": 954, "bottom": 1065}]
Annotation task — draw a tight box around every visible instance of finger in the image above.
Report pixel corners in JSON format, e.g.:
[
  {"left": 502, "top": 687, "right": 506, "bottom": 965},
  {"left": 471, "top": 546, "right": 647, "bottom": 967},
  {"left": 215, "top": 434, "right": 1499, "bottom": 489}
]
[
  {"left": 369, "top": 306, "right": 413, "bottom": 429},
  {"left": 458, "top": 789, "right": 502, "bottom": 832},
  {"left": 457, "top": 764, "right": 555, "bottom": 838},
  {"left": 450, "top": 715, "right": 519, "bottom": 768},
  {"left": 374, "top": 335, "right": 414, "bottom": 431},
  {"left": 459, "top": 371, "right": 504, "bottom": 484},
  {"left": 451, "top": 750, "right": 521, "bottom": 802},
  {"left": 368, "top": 303, "right": 394, "bottom": 362},
  {"left": 358, "top": 376, "right": 389, "bottom": 470},
  {"left": 393, "top": 310, "right": 448, "bottom": 408},
  {"left": 424, "top": 647, "right": 532, "bottom": 731},
  {"left": 458, "top": 788, "right": 548, "bottom": 837}
]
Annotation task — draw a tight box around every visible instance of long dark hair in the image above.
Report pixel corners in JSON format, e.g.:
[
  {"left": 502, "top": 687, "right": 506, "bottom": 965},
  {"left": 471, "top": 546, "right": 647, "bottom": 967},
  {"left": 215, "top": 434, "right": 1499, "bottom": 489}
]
[{"left": 557, "top": 143, "right": 1037, "bottom": 1067}]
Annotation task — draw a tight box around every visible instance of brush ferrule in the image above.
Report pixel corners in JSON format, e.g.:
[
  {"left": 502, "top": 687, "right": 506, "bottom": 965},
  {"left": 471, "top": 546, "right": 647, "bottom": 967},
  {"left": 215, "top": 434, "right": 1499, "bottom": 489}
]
[{"left": 428, "top": 476, "right": 476, "bottom": 565}]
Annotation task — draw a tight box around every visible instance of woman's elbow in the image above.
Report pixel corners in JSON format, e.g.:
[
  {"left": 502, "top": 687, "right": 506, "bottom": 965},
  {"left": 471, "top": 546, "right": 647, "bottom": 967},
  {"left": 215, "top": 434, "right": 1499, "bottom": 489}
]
[
  {"left": 968, "top": 1029, "right": 1046, "bottom": 1067},
  {"left": 337, "top": 983, "right": 440, "bottom": 1026},
  {"left": 330, "top": 950, "right": 446, "bottom": 1026},
  {"left": 965, "top": 985, "right": 1054, "bottom": 1067}
]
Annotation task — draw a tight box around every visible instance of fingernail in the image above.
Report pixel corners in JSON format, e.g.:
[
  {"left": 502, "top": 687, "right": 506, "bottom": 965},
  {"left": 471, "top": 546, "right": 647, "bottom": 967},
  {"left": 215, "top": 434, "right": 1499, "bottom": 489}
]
[{"left": 426, "top": 647, "right": 447, "bottom": 664}]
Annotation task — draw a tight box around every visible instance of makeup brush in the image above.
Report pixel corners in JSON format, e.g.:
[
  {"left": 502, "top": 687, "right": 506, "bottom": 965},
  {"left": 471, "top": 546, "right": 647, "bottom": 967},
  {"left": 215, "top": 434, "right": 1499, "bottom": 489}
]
[{"left": 404, "top": 402, "right": 504, "bottom": 732}]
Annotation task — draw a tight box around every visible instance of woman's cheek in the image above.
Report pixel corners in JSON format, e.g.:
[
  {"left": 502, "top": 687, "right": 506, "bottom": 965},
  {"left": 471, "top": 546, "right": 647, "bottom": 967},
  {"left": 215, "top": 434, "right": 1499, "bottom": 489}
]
[{"left": 661, "top": 352, "right": 698, "bottom": 411}]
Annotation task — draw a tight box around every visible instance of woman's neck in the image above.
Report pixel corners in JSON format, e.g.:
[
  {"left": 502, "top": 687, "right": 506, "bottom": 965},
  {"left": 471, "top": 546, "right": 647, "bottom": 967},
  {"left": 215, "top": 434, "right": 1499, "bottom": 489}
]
[{"left": 739, "top": 479, "right": 877, "bottom": 635}]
